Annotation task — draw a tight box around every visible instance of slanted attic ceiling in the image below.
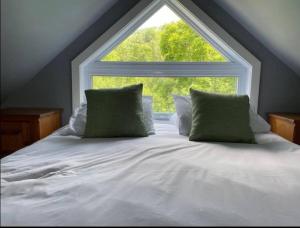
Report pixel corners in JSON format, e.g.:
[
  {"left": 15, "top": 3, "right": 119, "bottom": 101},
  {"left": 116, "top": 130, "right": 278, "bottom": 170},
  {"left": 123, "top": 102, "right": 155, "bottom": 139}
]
[
  {"left": 1, "top": 0, "right": 117, "bottom": 100},
  {"left": 216, "top": 0, "right": 300, "bottom": 76}
]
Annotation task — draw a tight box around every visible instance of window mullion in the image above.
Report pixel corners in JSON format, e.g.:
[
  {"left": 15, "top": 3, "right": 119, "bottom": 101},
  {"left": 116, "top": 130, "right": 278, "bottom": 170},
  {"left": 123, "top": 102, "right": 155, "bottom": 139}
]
[{"left": 87, "top": 62, "right": 245, "bottom": 77}]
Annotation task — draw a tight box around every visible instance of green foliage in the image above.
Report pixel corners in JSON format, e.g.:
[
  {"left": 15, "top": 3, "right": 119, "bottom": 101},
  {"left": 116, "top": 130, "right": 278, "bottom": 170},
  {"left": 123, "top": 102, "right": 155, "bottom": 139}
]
[
  {"left": 160, "top": 21, "right": 226, "bottom": 62},
  {"left": 103, "top": 27, "right": 162, "bottom": 61},
  {"left": 93, "top": 76, "right": 237, "bottom": 112},
  {"left": 103, "top": 20, "right": 227, "bottom": 62},
  {"left": 97, "top": 20, "right": 235, "bottom": 112}
]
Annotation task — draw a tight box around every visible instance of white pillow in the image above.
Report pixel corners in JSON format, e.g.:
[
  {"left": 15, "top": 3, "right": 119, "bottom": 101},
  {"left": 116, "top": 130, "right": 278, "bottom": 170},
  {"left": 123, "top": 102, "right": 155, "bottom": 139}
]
[
  {"left": 169, "top": 113, "right": 179, "bottom": 126},
  {"left": 173, "top": 95, "right": 270, "bottom": 135},
  {"left": 62, "top": 96, "right": 155, "bottom": 136},
  {"left": 69, "top": 103, "right": 87, "bottom": 136},
  {"left": 249, "top": 107, "right": 271, "bottom": 133},
  {"left": 173, "top": 95, "right": 192, "bottom": 136},
  {"left": 142, "top": 96, "right": 155, "bottom": 135}
]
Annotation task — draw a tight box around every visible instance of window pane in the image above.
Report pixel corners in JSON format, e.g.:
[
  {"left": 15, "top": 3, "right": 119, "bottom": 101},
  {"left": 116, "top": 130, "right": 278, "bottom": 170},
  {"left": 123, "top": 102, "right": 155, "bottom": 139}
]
[
  {"left": 92, "top": 76, "right": 237, "bottom": 113},
  {"left": 101, "top": 5, "right": 228, "bottom": 62}
]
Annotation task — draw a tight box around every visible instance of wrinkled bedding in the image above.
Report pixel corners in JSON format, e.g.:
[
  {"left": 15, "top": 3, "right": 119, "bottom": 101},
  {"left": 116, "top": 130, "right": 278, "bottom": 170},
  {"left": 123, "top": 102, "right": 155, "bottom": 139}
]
[{"left": 1, "top": 123, "right": 300, "bottom": 226}]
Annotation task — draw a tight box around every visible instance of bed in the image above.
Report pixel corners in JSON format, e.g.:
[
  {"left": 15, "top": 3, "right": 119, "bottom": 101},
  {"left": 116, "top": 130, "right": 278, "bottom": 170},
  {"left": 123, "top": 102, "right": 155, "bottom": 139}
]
[{"left": 1, "top": 122, "right": 300, "bottom": 226}]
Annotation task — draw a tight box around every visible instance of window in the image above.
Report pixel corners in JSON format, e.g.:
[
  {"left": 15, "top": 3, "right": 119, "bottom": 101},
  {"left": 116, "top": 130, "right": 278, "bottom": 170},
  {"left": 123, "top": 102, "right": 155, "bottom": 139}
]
[
  {"left": 92, "top": 76, "right": 237, "bottom": 113},
  {"left": 89, "top": 2, "right": 243, "bottom": 115},
  {"left": 92, "top": 5, "right": 240, "bottom": 114},
  {"left": 72, "top": 0, "right": 261, "bottom": 113},
  {"left": 101, "top": 6, "right": 228, "bottom": 63},
  {"left": 91, "top": 2, "right": 238, "bottom": 113}
]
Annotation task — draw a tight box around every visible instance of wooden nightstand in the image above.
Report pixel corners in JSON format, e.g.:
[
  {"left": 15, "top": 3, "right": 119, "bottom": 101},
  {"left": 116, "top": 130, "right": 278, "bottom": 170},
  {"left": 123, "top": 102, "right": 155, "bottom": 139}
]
[
  {"left": 0, "top": 108, "right": 62, "bottom": 158},
  {"left": 268, "top": 113, "right": 300, "bottom": 145}
]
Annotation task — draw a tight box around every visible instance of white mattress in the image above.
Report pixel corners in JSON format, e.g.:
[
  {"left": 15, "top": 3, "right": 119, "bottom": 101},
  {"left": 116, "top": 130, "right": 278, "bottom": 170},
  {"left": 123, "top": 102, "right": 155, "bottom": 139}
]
[{"left": 1, "top": 123, "right": 300, "bottom": 226}]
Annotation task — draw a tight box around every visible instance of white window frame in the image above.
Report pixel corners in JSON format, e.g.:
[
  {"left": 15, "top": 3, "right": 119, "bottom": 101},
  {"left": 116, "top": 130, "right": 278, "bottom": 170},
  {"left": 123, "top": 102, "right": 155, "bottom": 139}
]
[{"left": 72, "top": 0, "right": 261, "bottom": 112}]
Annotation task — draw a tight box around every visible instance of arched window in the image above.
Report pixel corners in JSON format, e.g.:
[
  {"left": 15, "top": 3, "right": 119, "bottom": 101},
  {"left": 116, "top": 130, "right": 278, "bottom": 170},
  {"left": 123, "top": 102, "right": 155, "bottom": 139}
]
[{"left": 72, "top": 0, "right": 261, "bottom": 115}]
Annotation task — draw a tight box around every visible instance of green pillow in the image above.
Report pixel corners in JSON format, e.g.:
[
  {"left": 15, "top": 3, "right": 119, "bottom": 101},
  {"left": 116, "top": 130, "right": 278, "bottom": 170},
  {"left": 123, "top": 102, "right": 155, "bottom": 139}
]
[
  {"left": 189, "top": 89, "right": 256, "bottom": 143},
  {"left": 84, "top": 84, "right": 148, "bottom": 138}
]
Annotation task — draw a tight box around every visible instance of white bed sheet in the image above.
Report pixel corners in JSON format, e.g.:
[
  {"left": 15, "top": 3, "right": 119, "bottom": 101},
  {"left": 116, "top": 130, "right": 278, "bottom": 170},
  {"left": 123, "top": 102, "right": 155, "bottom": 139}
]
[{"left": 1, "top": 123, "right": 300, "bottom": 226}]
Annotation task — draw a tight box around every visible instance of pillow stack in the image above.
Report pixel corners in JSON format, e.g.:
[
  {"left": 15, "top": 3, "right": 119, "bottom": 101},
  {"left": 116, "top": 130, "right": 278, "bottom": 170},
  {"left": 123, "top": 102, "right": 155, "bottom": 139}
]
[
  {"left": 173, "top": 95, "right": 192, "bottom": 136},
  {"left": 173, "top": 94, "right": 270, "bottom": 137}
]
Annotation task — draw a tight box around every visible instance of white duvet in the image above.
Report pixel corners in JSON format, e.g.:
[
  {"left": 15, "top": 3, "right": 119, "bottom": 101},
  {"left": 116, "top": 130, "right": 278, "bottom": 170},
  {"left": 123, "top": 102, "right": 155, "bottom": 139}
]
[{"left": 1, "top": 123, "right": 300, "bottom": 226}]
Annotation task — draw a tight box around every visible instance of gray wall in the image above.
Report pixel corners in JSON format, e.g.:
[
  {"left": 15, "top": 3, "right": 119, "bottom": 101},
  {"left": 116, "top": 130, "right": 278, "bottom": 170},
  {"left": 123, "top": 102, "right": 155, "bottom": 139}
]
[
  {"left": 192, "top": 0, "right": 300, "bottom": 118},
  {"left": 216, "top": 0, "right": 300, "bottom": 76},
  {"left": 3, "top": 0, "right": 300, "bottom": 124},
  {"left": 1, "top": 0, "right": 117, "bottom": 101},
  {"left": 2, "top": 0, "right": 139, "bottom": 123}
]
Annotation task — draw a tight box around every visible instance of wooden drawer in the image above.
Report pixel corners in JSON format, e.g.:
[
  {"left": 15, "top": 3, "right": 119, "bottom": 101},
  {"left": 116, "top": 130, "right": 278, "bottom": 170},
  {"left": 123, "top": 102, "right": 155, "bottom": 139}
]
[
  {"left": 269, "top": 117, "right": 295, "bottom": 141},
  {"left": 1, "top": 121, "right": 32, "bottom": 145},
  {"left": 1, "top": 130, "right": 24, "bottom": 153},
  {"left": 0, "top": 107, "right": 62, "bottom": 158},
  {"left": 269, "top": 113, "right": 300, "bottom": 145},
  {"left": 38, "top": 112, "right": 61, "bottom": 138}
]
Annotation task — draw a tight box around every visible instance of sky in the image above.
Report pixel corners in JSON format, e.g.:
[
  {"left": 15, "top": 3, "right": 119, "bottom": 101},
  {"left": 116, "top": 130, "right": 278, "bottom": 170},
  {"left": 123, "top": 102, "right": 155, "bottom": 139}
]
[{"left": 139, "top": 5, "right": 180, "bottom": 29}]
